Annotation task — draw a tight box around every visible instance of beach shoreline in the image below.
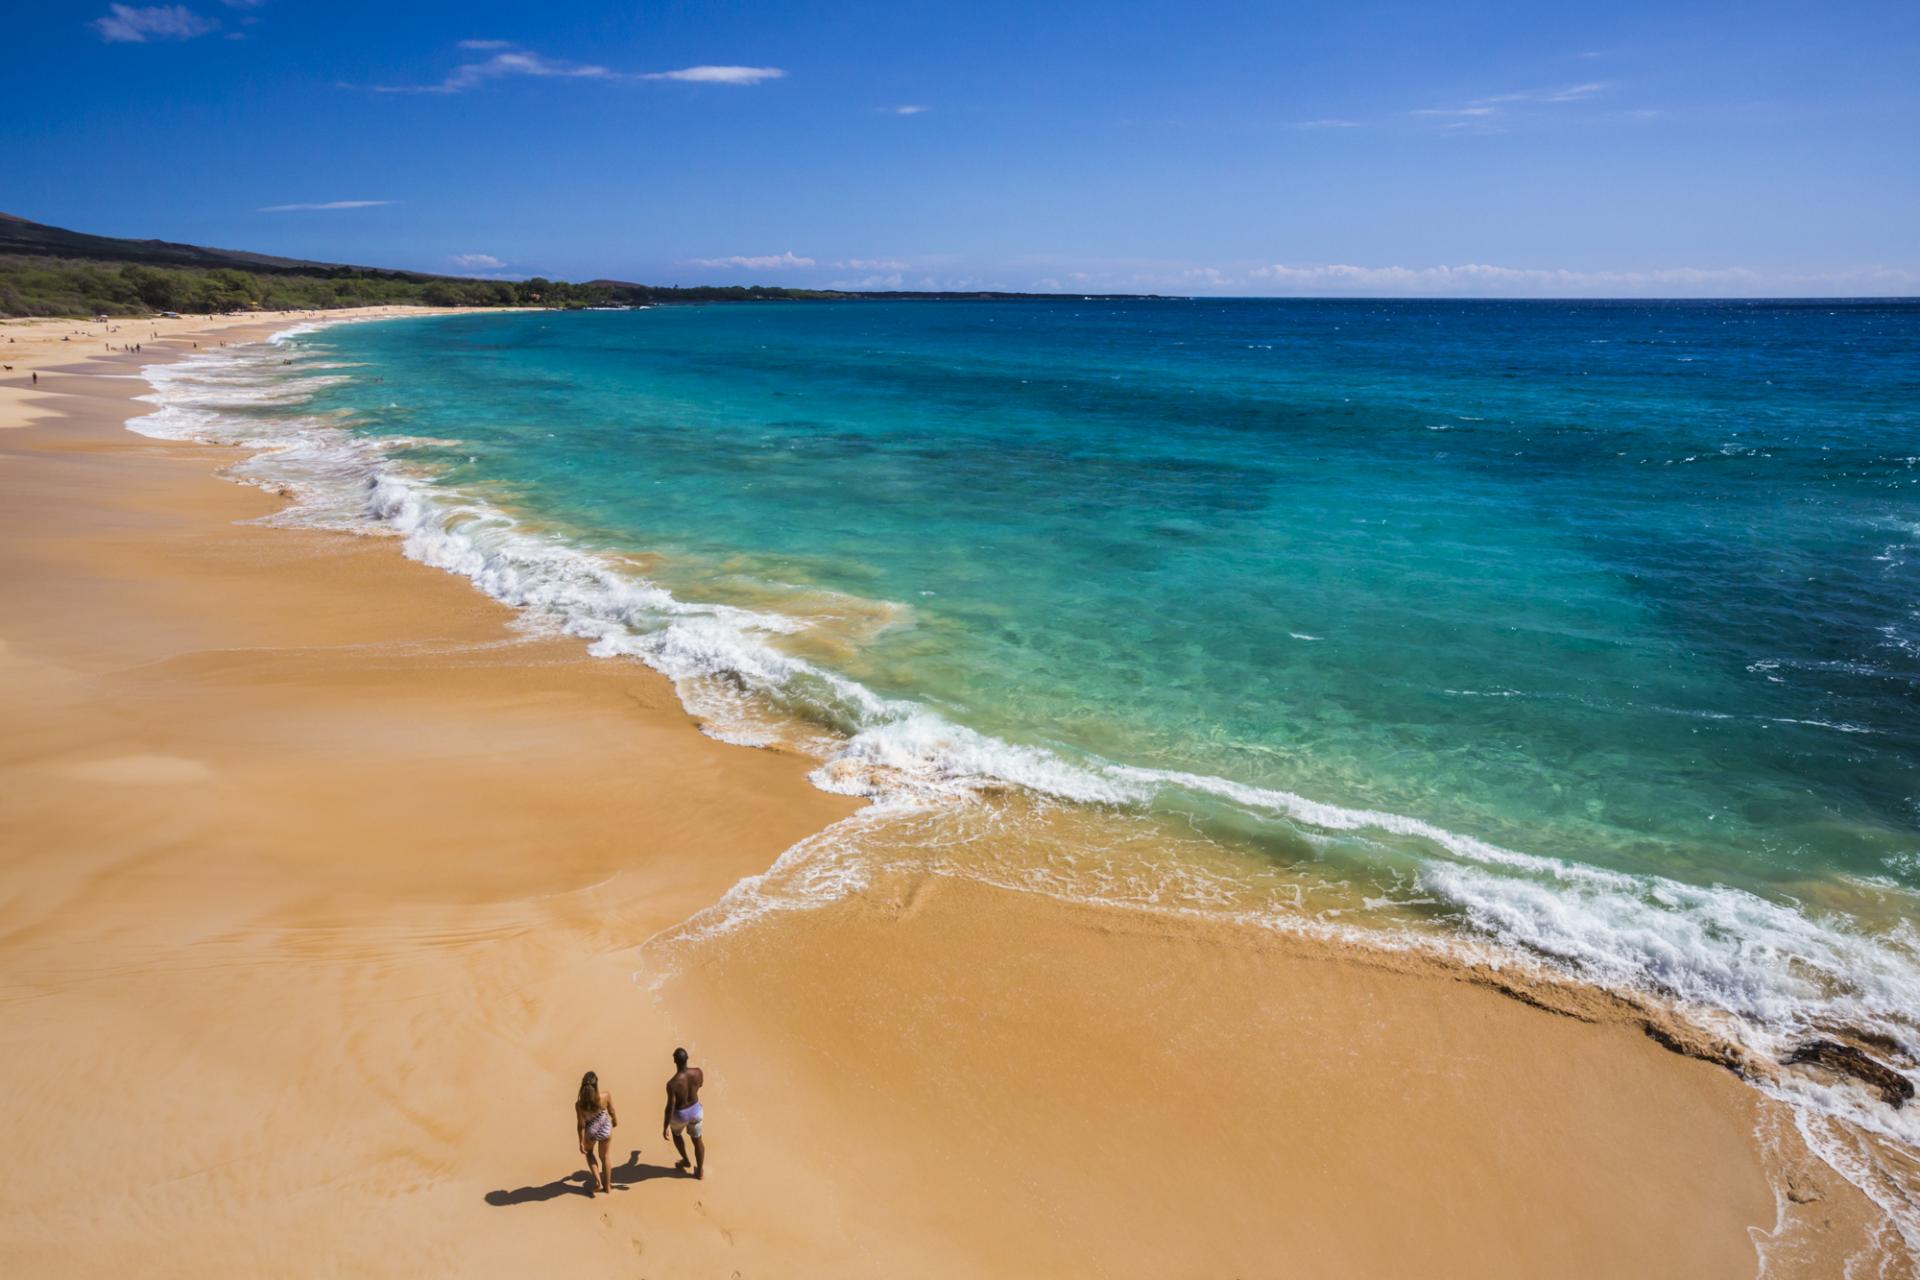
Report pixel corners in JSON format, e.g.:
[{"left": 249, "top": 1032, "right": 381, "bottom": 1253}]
[{"left": 0, "top": 307, "right": 1905, "bottom": 1276}]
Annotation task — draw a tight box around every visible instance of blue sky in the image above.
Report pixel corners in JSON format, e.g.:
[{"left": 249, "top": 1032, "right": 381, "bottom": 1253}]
[{"left": 8, "top": 1, "right": 1918, "bottom": 295}]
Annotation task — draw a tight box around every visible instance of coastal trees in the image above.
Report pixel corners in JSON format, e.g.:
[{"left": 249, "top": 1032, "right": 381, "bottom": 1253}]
[{"left": 0, "top": 254, "right": 860, "bottom": 318}]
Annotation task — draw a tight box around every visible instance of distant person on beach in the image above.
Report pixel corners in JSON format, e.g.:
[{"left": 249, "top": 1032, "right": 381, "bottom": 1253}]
[
  {"left": 575, "top": 1070, "right": 617, "bottom": 1195},
  {"left": 663, "top": 1048, "right": 705, "bottom": 1179}
]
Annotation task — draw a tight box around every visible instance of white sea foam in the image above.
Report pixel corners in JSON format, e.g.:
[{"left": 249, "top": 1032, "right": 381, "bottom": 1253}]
[{"left": 132, "top": 327, "right": 1920, "bottom": 1253}]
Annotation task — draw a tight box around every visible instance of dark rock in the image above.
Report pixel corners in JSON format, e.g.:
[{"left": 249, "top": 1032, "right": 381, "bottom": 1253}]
[{"left": 1784, "top": 1039, "right": 1915, "bottom": 1108}]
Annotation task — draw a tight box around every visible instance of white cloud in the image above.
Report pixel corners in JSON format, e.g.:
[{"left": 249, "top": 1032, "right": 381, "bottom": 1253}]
[
  {"left": 93, "top": 4, "right": 218, "bottom": 42},
  {"left": 1412, "top": 105, "right": 1496, "bottom": 118},
  {"left": 829, "top": 273, "right": 906, "bottom": 290},
  {"left": 642, "top": 65, "right": 786, "bottom": 85},
  {"left": 365, "top": 47, "right": 784, "bottom": 93},
  {"left": 885, "top": 104, "right": 930, "bottom": 115},
  {"left": 258, "top": 199, "right": 393, "bottom": 212},
  {"left": 451, "top": 253, "right": 505, "bottom": 270},
  {"left": 1292, "top": 118, "right": 1361, "bottom": 129},
  {"left": 835, "top": 258, "right": 911, "bottom": 271},
  {"left": 375, "top": 50, "right": 618, "bottom": 93},
  {"left": 688, "top": 251, "right": 815, "bottom": 270}
]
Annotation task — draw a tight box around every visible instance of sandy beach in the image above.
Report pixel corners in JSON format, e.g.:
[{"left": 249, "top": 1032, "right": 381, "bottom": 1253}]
[{"left": 0, "top": 309, "right": 1904, "bottom": 1277}]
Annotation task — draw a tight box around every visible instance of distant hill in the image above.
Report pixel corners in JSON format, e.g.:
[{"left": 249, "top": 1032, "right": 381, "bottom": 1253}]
[
  {"left": 0, "top": 211, "right": 409, "bottom": 277},
  {"left": 0, "top": 213, "right": 1158, "bottom": 317}
]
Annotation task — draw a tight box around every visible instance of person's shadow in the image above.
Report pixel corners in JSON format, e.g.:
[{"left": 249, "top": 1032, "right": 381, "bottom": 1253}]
[{"left": 484, "top": 1149, "right": 683, "bottom": 1205}]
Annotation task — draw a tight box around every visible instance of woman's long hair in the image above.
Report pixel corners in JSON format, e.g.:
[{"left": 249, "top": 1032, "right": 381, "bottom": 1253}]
[{"left": 577, "top": 1070, "right": 600, "bottom": 1112}]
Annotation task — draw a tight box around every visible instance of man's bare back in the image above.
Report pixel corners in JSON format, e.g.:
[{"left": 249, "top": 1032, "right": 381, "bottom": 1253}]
[{"left": 667, "top": 1065, "right": 703, "bottom": 1112}]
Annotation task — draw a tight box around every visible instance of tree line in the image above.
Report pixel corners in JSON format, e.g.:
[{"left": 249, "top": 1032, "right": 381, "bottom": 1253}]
[{"left": 0, "top": 255, "right": 849, "bottom": 318}]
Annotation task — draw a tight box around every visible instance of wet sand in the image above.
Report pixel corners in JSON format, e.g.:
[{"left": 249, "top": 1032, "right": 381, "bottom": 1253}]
[{"left": 0, "top": 309, "right": 1898, "bottom": 1276}]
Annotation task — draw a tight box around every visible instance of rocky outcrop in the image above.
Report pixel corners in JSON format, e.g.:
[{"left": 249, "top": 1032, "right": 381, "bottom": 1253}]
[{"left": 1784, "top": 1039, "right": 1915, "bottom": 1108}]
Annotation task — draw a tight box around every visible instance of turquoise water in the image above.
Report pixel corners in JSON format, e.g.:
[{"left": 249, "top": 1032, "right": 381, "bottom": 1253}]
[
  {"left": 139, "top": 301, "right": 1920, "bottom": 1074},
  {"left": 322, "top": 303, "right": 1919, "bottom": 881}
]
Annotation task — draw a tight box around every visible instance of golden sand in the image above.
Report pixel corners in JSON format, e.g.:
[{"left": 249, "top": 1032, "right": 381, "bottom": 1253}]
[{"left": 0, "top": 309, "right": 1900, "bottom": 1276}]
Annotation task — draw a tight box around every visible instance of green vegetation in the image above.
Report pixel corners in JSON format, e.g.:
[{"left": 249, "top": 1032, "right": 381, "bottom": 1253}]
[
  {"left": 0, "top": 254, "right": 851, "bottom": 318},
  {"left": 0, "top": 215, "right": 1147, "bottom": 318}
]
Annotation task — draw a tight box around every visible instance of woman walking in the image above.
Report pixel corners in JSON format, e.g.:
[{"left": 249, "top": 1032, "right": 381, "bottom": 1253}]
[{"left": 575, "top": 1070, "right": 617, "bottom": 1194}]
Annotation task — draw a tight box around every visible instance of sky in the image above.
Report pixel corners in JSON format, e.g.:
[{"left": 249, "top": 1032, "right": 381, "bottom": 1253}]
[{"left": 7, "top": 0, "right": 1919, "bottom": 296}]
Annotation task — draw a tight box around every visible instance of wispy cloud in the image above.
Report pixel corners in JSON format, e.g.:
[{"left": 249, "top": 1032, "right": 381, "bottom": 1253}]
[
  {"left": 835, "top": 258, "right": 911, "bottom": 271},
  {"left": 451, "top": 253, "right": 505, "bottom": 270},
  {"left": 642, "top": 65, "right": 785, "bottom": 85},
  {"left": 93, "top": 4, "right": 218, "bottom": 42},
  {"left": 1482, "top": 81, "right": 1609, "bottom": 104},
  {"left": 362, "top": 46, "right": 786, "bottom": 93},
  {"left": 883, "top": 104, "right": 930, "bottom": 115},
  {"left": 1292, "top": 118, "right": 1362, "bottom": 129},
  {"left": 258, "top": 199, "right": 393, "bottom": 212},
  {"left": 372, "top": 50, "right": 617, "bottom": 94},
  {"left": 688, "top": 251, "right": 815, "bottom": 270},
  {"left": 1411, "top": 82, "right": 1613, "bottom": 125}
]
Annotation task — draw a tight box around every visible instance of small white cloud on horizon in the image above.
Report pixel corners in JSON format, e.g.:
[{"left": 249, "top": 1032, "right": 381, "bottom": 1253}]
[
  {"left": 93, "top": 4, "right": 218, "bottom": 42},
  {"left": 688, "top": 251, "right": 815, "bottom": 270},
  {"left": 885, "top": 104, "right": 930, "bottom": 115},
  {"left": 976, "top": 255, "right": 1920, "bottom": 299},
  {"left": 258, "top": 199, "right": 393, "bottom": 212},
  {"left": 835, "top": 258, "right": 911, "bottom": 271},
  {"left": 451, "top": 253, "right": 505, "bottom": 270},
  {"left": 829, "top": 273, "right": 906, "bottom": 290},
  {"left": 643, "top": 65, "right": 785, "bottom": 85},
  {"left": 1239, "top": 261, "right": 1920, "bottom": 298}
]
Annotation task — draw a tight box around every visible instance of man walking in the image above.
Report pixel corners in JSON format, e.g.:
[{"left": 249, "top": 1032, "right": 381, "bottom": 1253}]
[{"left": 663, "top": 1047, "right": 706, "bottom": 1179}]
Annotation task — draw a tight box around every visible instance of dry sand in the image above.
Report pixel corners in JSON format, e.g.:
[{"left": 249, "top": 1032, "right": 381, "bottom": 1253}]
[{"left": 0, "top": 308, "right": 1902, "bottom": 1276}]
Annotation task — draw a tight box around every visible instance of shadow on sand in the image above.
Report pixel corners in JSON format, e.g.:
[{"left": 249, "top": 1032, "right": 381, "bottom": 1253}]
[{"left": 484, "top": 1149, "right": 684, "bottom": 1205}]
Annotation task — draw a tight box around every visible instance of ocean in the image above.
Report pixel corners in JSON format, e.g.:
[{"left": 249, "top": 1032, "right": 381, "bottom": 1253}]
[{"left": 135, "top": 298, "right": 1920, "bottom": 1200}]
